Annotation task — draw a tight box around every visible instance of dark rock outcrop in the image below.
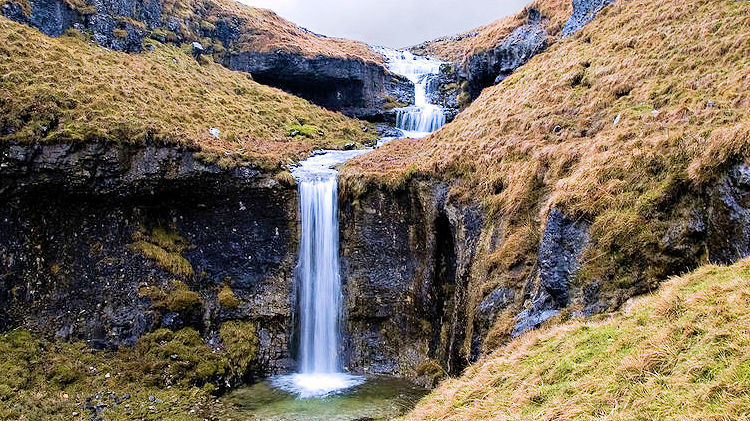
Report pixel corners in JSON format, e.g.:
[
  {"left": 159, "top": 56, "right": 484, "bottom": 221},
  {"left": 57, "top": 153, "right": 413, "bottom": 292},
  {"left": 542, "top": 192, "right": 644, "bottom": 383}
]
[
  {"left": 0, "top": 142, "right": 298, "bottom": 377},
  {"left": 224, "top": 51, "right": 413, "bottom": 121},
  {"left": 512, "top": 210, "right": 590, "bottom": 337},
  {"left": 339, "top": 181, "right": 482, "bottom": 377},
  {"left": 708, "top": 164, "right": 750, "bottom": 263},
  {"left": 464, "top": 8, "right": 548, "bottom": 101},
  {"left": 426, "top": 63, "right": 461, "bottom": 121}
]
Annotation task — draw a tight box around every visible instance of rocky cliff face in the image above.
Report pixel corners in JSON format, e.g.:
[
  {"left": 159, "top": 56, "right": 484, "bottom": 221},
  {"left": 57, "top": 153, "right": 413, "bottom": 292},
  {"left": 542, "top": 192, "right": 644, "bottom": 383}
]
[
  {"left": 224, "top": 51, "right": 413, "bottom": 121},
  {"left": 339, "top": 180, "right": 482, "bottom": 378},
  {"left": 464, "top": 8, "right": 548, "bottom": 101},
  {"left": 1, "top": 0, "right": 411, "bottom": 120},
  {"left": 0, "top": 142, "right": 298, "bottom": 379},
  {"left": 339, "top": 162, "right": 750, "bottom": 377},
  {"left": 426, "top": 0, "right": 615, "bottom": 106}
]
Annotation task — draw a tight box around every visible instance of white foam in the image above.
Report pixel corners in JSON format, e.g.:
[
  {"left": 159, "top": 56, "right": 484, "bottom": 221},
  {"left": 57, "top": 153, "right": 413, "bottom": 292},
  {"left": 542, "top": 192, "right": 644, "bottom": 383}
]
[{"left": 270, "top": 373, "right": 366, "bottom": 399}]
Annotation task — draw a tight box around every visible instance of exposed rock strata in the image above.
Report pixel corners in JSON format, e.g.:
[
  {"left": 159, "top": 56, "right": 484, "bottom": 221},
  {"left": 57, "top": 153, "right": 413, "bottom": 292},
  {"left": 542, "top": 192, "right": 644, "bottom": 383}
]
[
  {"left": 340, "top": 163, "right": 750, "bottom": 375},
  {"left": 224, "top": 51, "right": 413, "bottom": 121}
]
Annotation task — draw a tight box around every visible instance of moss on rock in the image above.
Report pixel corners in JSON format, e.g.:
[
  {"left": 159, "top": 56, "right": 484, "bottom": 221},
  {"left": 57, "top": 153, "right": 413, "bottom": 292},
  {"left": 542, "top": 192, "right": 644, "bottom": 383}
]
[
  {"left": 218, "top": 284, "right": 240, "bottom": 309},
  {"left": 219, "top": 321, "right": 259, "bottom": 378},
  {"left": 131, "top": 227, "right": 194, "bottom": 276}
]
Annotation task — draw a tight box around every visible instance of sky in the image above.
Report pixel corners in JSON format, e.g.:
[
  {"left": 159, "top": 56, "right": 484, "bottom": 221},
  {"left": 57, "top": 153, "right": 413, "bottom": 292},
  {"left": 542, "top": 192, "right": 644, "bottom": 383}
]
[{"left": 238, "top": 0, "right": 530, "bottom": 48}]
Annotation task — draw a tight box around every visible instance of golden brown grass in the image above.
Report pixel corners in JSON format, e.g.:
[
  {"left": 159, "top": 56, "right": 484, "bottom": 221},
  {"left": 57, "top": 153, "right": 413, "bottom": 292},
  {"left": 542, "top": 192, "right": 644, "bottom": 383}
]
[
  {"left": 161, "top": 0, "right": 384, "bottom": 63},
  {"left": 0, "top": 17, "right": 377, "bottom": 169},
  {"left": 345, "top": 0, "right": 750, "bottom": 319},
  {"left": 410, "top": 0, "right": 571, "bottom": 61},
  {"left": 405, "top": 258, "right": 750, "bottom": 420}
]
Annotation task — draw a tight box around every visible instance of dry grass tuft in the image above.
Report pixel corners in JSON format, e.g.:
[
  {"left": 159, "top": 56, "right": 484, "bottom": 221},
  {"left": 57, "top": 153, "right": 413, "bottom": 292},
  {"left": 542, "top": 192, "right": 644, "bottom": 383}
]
[
  {"left": 0, "top": 17, "right": 377, "bottom": 170},
  {"left": 405, "top": 258, "right": 750, "bottom": 420}
]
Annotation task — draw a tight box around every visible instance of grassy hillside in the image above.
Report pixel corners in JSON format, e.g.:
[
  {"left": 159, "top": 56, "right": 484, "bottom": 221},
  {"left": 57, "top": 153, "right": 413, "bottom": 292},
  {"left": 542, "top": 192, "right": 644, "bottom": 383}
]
[
  {"left": 0, "top": 17, "right": 377, "bottom": 169},
  {"left": 2, "top": 0, "right": 385, "bottom": 63},
  {"left": 410, "top": 0, "right": 571, "bottom": 62},
  {"left": 345, "top": 0, "right": 750, "bottom": 320},
  {"left": 406, "top": 258, "right": 750, "bottom": 420},
  {"left": 161, "top": 0, "right": 385, "bottom": 62}
]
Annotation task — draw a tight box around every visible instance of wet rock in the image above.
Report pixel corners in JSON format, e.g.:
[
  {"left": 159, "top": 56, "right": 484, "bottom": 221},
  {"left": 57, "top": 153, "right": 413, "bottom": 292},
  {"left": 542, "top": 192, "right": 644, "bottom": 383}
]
[
  {"left": 340, "top": 181, "right": 482, "bottom": 377},
  {"left": 425, "top": 63, "right": 461, "bottom": 121},
  {"left": 375, "top": 124, "right": 404, "bottom": 138},
  {"left": 707, "top": 164, "right": 750, "bottom": 263},
  {"left": 0, "top": 142, "right": 297, "bottom": 378},
  {"left": 537, "top": 209, "right": 590, "bottom": 307}
]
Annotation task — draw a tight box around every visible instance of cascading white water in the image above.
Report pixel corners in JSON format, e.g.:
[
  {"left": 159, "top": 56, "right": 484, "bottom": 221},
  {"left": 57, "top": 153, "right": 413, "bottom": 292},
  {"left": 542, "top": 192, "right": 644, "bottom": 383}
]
[
  {"left": 271, "top": 150, "right": 370, "bottom": 399},
  {"left": 297, "top": 175, "right": 340, "bottom": 374},
  {"left": 269, "top": 48, "right": 448, "bottom": 402},
  {"left": 374, "top": 47, "right": 447, "bottom": 138}
]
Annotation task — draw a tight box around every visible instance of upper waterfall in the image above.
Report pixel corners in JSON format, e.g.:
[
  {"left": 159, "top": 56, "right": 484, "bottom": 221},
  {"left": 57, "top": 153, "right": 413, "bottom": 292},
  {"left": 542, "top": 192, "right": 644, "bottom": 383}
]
[{"left": 373, "top": 47, "right": 447, "bottom": 138}]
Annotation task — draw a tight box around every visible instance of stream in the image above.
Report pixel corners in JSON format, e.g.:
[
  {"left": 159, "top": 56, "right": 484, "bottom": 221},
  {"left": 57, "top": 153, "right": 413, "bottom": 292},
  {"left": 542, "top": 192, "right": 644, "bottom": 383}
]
[{"left": 223, "top": 47, "right": 446, "bottom": 420}]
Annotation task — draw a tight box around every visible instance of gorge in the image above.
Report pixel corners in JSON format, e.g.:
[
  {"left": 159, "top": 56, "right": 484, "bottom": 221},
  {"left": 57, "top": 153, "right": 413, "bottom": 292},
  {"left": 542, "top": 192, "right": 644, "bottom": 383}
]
[{"left": 0, "top": 0, "right": 749, "bottom": 419}]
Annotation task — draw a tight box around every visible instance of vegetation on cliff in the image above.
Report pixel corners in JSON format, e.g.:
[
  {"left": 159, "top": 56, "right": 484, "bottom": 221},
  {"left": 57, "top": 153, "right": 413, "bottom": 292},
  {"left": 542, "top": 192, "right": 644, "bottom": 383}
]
[
  {"left": 346, "top": 0, "right": 749, "bottom": 357},
  {"left": 0, "top": 17, "right": 378, "bottom": 169},
  {"left": 406, "top": 258, "right": 750, "bottom": 420}
]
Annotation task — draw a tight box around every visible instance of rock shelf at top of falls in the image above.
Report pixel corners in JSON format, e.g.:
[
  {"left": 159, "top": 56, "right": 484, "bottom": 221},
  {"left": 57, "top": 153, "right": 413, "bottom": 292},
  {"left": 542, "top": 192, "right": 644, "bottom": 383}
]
[{"left": 373, "top": 47, "right": 447, "bottom": 138}]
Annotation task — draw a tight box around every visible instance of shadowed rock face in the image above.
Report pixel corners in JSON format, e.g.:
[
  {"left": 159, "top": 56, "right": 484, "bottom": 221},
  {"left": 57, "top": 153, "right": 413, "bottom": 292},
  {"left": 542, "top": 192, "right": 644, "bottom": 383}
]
[
  {"left": 464, "top": 8, "right": 548, "bottom": 101},
  {"left": 0, "top": 143, "right": 298, "bottom": 379},
  {"left": 339, "top": 181, "right": 482, "bottom": 377},
  {"left": 224, "top": 51, "right": 413, "bottom": 121}
]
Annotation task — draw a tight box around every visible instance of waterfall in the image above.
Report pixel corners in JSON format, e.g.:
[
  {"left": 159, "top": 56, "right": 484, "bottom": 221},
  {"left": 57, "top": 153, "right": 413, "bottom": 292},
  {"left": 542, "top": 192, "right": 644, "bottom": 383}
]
[
  {"left": 271, "top": 150, "right": 368, "bottom": 399},
  {"left": 373, "top": 47, "right": 447, "bottom": 138},
  {"left": 269, "top": 49, "right": 449, "bottom": 401},
  {"left": 297, "top": 174, "right": 341, "bottom": 374}
]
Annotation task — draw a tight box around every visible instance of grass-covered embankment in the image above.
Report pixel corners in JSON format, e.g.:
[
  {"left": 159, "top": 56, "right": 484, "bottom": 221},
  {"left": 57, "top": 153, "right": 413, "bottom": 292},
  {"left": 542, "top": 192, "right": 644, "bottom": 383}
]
[
  {"left": 406, "top": 258, "right": 750, "bottom": 420},
  {"left": 0, "top": 17, "right": 378, "bottom": 170},
  {"left": 346, "top": 0, "right": 750, "bottom": 333},
  {"left": 0, "top": 325, "right": 260, "bottom": 420}
]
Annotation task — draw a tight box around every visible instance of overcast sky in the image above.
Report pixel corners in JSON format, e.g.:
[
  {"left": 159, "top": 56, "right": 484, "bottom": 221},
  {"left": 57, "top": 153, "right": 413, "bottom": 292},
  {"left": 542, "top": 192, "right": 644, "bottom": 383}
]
[{"left": 238, "top": 0, "right": 530, "bottom": 48}]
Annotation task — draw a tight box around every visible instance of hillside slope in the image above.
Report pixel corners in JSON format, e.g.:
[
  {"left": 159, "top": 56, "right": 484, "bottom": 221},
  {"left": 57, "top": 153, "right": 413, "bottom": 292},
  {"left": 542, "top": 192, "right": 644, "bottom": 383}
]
[
  {"left": 406, "top": 258, "right": 750, "bottom": 420},
  {"left": 0, "top": 17, "right": 376, "bottom": 170},
  {"left": 1, "top": 0, "right": 415, "bottom": 119},
  {"left": 341, "top": 0, "right": 749, "bottom": 370}
]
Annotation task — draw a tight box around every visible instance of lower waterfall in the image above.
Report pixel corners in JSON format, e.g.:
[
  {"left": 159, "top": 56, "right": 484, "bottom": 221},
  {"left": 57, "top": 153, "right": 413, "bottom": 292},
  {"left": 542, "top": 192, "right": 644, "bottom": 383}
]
[{"left": 271, "top": 150, "right": 369, "bottom": 398}]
